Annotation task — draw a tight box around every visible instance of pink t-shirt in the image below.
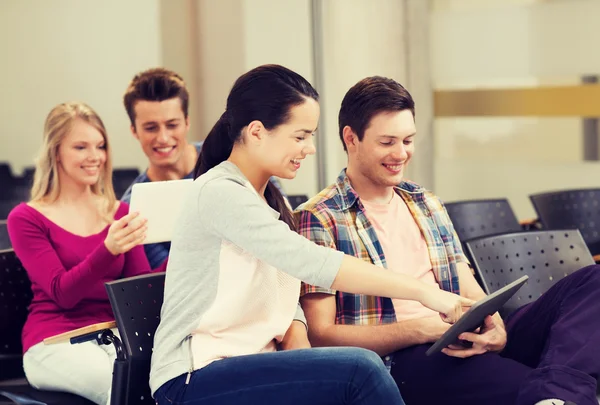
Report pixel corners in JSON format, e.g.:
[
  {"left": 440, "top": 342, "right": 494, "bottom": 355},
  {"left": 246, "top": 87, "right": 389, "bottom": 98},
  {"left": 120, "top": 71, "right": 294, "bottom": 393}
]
[{"left": 362, "top": 193, "right": 440, "bottom": 321}]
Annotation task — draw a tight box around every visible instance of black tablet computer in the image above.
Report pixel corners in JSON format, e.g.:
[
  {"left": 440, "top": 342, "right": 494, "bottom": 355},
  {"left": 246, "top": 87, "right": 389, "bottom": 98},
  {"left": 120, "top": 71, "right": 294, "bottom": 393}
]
[{"left": 425, "top": 275, "right": 529, "bottom": 356}]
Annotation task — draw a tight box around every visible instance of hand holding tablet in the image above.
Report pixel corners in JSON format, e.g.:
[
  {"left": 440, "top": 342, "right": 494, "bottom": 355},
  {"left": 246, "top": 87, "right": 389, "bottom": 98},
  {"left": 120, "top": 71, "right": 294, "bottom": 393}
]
[
  {"left": 426, "top": 275, "right": 529, "bottom": 356},
  {"left": 129, "top": 179, "right": 193, "bottom": 244},
  {"left": 442, "top": 314, "right": 507, "bottom": 358}
]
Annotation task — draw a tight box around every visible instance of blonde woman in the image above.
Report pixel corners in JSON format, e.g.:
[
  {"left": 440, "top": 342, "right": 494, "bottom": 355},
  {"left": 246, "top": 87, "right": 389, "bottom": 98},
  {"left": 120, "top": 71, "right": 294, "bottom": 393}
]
[{"left": 7, "top": 102, "right": 153, "bottom": 405}]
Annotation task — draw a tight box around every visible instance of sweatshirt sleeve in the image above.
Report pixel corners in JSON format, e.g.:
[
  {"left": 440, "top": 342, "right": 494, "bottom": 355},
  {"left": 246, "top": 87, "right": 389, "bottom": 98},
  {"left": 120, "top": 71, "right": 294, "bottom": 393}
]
[
  {"left": 7, "top": 205, "right": 120, "bottom": 309},
  {"left": 296, "top": 209, "right": 339, "bottom": 297},
  {"left": 196, "top": 178, "right": 344, "bottom": 289}
]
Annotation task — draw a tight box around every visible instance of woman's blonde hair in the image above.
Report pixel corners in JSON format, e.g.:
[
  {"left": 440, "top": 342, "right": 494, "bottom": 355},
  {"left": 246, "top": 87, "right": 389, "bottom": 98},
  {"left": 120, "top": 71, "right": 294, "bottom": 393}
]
[{"left": 30, "top": 102, "right": 116, "bottom": 217}]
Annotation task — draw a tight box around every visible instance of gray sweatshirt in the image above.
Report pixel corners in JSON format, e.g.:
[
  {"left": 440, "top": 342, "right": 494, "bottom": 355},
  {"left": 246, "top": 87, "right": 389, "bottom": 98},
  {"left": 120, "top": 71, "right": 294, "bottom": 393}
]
[{"left": 149, "top": 161, "right": 344, "bottom": 394}]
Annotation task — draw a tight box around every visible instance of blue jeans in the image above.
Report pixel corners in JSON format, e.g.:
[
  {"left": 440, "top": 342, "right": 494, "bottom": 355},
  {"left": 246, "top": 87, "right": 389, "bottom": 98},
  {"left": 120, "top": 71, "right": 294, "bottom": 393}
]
[{"left": 154, "top": 347, "right": 404, "bottom": 405}]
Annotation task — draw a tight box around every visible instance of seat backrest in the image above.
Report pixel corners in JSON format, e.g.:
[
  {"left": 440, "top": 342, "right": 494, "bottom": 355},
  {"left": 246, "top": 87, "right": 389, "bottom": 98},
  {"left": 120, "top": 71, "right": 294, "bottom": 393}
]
[
  {"left": 113, "top": 168, "right": 141, "bottom": 179},
  {"left": 105, "top": 273, "right": 165, "bottom": 405},
  {"left": 0, "top": 163, "right": 14, "bottom": 185},
  {"left": 530, "top": 189, "right": 600, "bottom": 255},
  {"left": 17, "top": 167, "right": 35, "bottom": 188},
  {"left": 288, "top": 194, "right": 309, "bottom": 210},
  {"left": 465, "top": 230, "right": 594, "bottom": 316},
  {"left": 0, "top": 184, "right": 29, "bottom": 220},
  {"left": 445, "top": 199, "right": 522, "bottom": 242},
  {"left": 0, "top": 200, "right": 20, "bottom": 220},
  {"left": 112, "top": 168, "right": 141, "bottom": 199},
  {"left": 0, "top": 249, "right": 32, "bottom": 379},
  {"left": 0, "top": 221, "right": 10, "bottom": 250}
]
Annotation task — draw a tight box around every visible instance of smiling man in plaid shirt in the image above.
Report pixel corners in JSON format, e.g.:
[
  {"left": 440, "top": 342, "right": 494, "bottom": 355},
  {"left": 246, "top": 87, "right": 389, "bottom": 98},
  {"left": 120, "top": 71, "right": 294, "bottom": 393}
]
[{"left": 296, "top": 77, "right": 598, "bottom": 405}]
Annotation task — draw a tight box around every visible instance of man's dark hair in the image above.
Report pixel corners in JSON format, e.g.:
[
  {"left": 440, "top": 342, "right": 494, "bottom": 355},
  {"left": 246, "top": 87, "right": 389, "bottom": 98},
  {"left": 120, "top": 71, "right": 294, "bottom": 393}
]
[
  {"left": 123, "top": 68, "right": 189, "bottom": 127},
  {"left": 338, "top": 76, "right": 415, "bottom": 151}
]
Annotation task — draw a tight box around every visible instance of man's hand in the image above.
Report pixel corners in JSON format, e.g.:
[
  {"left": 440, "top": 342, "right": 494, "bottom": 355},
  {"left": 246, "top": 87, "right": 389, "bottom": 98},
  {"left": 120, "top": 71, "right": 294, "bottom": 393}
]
[
  {"left": 442, "top": 315, "right": 507, "bottom": 358},
  {"left": 417, "top": 315, "right": 453, "bottom": 343},
  {"left": 278, "top": 320, "right": 311, "bottom": 351}
]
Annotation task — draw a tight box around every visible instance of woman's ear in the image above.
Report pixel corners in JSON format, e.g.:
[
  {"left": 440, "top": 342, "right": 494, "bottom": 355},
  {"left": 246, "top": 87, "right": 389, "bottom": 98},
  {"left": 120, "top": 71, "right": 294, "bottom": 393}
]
[{"left": 246, "top": 120, "right": 266, "bottom": 142}]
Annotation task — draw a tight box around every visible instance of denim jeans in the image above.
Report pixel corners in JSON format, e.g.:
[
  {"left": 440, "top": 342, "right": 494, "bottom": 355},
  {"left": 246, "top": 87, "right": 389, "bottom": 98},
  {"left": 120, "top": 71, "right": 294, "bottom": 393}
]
[{"left": 154, "top": 346, "right": 404, "bottom": 405}]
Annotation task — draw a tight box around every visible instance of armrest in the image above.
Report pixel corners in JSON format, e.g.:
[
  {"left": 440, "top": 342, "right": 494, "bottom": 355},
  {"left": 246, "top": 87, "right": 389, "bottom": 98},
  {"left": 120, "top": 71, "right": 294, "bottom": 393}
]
[{"left": 43, "top": 321, "right": 117, "bottom": 345}]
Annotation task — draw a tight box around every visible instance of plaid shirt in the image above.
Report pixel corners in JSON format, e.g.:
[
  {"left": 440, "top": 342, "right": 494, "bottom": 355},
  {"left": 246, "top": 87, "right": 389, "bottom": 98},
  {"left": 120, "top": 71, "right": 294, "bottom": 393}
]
[{"left": 297, "top": 170, "right": 468, "bottom": 365}]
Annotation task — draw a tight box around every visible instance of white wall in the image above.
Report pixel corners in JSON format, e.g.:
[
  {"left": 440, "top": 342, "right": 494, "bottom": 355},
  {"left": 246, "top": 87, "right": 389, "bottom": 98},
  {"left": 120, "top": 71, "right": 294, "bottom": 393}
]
[
  {"left": 0, "top": 0, "right": 430, "bottom": 199},
  {"left": 318, "top": 0, "right": 408, "bottom": 184},
  {"left": 191, "top": 0, "right": 426, "bottom": 196},
  {"left": 0, "top": 0, "right": 162, "bottom": 174},
  {"left": 431, "top": 0, "right": 600, "bottom": 88},
  {"left": 242, "top": 0, "right": 318, "bottom": 196},
  {"left": 194, "top": 0, "right": 246, "bottom": 140},
  {"left": 158, "top": 0, "right": 202, "bottom": 140},
  {"left": 430, "top": 0, "right": 600, "bottom": 219},
  {"left": 192, "top": 0, "right": 318, "bottom": 196},
  {"left": 190, "top": 0, "right": 430, "bottom": 195}
]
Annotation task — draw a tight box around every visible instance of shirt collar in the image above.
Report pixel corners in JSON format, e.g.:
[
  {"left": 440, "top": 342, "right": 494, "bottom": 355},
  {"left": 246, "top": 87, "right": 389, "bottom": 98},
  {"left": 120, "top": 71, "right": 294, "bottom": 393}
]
[{"left": 333, "top": 168, "right": 425, "bottom": 211}]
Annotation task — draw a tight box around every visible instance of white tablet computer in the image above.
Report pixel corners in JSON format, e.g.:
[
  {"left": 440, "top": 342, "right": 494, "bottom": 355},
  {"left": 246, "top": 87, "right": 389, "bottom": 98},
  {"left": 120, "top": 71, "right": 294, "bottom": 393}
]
[
  {"left": 128, "top": 179, "right": 193, "bottom": 244},
  {"left": 425, "top": 275, "right": 529, "bottom": 356}
]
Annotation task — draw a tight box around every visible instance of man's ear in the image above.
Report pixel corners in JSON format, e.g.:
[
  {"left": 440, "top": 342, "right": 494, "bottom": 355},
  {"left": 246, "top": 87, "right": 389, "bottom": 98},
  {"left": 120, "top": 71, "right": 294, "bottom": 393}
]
[
  {"left": 342, "top": 126, "right": 358, "bottom": 152},
  {"left": 130, "top": 124, "right": 139, "bottom": 140}
]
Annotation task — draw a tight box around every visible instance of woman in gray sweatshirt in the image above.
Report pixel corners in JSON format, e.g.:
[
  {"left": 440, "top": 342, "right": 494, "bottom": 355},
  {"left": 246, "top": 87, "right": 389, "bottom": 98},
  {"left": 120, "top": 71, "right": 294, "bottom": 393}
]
[{"left": 150, "top": 64, "right": 472, "bottom": 405}]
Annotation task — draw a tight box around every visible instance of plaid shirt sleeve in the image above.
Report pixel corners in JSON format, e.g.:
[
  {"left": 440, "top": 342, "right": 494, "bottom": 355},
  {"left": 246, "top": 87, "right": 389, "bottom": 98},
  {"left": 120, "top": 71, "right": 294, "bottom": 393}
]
[{"left": 295, "top": 208, "right": 338, "bottom": 297}]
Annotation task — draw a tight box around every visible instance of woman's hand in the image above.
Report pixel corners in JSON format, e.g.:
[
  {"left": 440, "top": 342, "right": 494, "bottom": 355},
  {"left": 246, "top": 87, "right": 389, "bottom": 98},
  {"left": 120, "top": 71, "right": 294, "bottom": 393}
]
[
  {"left": 419, "top": 288, "right": 475, "bottom": 324},
  {"left": 104, "top": 212, "right": 147, "bottom": 256}
]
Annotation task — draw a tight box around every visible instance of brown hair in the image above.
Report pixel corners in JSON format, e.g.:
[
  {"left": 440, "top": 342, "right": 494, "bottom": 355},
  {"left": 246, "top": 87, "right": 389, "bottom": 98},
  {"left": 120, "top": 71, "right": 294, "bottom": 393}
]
[
  {"left": 123, "top": 68, "right": 189, "bottom": 127},
  {"left": 339, "top": 76, "right": 415, "bottom": 152}
]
